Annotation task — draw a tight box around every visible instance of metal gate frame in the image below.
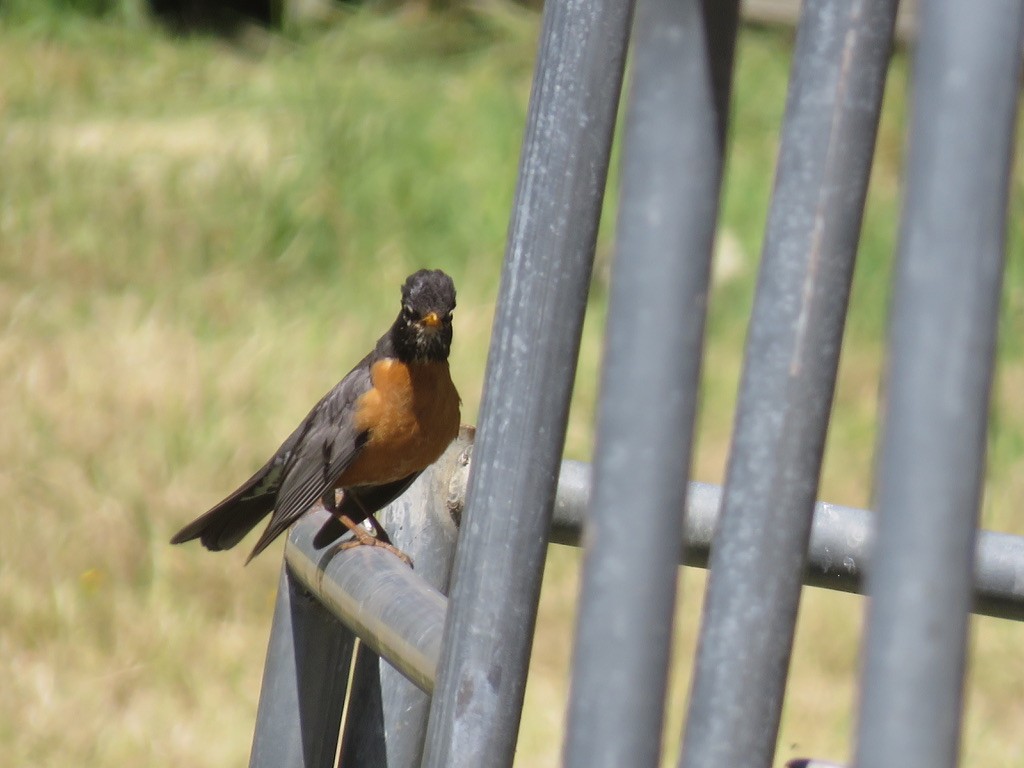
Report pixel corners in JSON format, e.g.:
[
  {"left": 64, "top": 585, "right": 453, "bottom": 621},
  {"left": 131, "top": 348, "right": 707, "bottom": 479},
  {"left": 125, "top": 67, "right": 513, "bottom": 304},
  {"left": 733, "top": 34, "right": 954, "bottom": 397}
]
[{"left": 248, "top": 0, "right": 1024, "bottom": 766}]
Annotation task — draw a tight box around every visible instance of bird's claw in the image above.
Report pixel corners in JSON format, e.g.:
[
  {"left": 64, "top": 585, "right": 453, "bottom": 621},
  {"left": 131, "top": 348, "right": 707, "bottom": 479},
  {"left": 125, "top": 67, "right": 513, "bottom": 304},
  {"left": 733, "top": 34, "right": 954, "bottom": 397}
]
[{"left": 336, "top": 514, "right": 414, "bottom": 567}]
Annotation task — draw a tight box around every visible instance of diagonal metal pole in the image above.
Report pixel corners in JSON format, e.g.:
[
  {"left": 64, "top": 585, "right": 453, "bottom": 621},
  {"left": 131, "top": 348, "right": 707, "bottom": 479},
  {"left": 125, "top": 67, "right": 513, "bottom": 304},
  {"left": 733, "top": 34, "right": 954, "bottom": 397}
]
[
  {"left": 562, "top": 0, "right": 738, "bottom": 766},
  {"left": 854, "top": 2, "right": 1024, "bottom": 767},
  {"left": 335, "top": 430, "right": 469, "bottom": 767},
  {"left": 679, "top": 2, "right": 900, "bottom": 767},
  {"left": 249, "top": 565, "right": 355, "bottom": 768},
  {"left": 420, "top": 0, "right": 636, "bottom": 765}
]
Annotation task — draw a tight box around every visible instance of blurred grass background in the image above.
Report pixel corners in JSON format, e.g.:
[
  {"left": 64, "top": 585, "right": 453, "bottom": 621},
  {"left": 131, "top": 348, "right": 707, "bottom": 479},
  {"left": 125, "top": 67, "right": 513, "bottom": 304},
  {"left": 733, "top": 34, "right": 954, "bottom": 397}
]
[{"left": 1, "top": 2, "right": 1022, "bottom": 766}]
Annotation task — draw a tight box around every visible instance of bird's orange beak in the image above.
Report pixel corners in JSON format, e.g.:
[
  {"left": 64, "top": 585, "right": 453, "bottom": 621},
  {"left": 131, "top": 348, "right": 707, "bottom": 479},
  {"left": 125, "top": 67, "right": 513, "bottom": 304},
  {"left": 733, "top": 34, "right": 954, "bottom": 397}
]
[{"left": 421, "top": 312, "right": 441, "bottom": 329}]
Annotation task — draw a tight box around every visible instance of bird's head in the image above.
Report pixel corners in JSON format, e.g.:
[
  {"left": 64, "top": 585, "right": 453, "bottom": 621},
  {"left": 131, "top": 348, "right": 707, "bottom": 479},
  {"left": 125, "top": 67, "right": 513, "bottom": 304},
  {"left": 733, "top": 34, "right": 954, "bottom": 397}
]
[{"left": 392, "top": 269, "right": 456, "bottom": 362}]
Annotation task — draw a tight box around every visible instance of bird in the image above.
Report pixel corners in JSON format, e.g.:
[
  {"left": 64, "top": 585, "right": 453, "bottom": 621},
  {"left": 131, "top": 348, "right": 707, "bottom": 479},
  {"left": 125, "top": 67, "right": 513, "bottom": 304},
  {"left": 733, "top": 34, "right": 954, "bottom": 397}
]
[{"left": 170, "top": 268, "right": 461, "bottom": 565}]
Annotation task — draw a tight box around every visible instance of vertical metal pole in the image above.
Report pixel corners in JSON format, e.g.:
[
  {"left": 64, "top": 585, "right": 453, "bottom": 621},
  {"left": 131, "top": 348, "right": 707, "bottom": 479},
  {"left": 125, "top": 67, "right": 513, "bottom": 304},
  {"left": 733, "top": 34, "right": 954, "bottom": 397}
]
[
  {"left": 700, "top": 0, "right": 741, "bottom": 150},
  {"left": 854, "top": 2, "right": 1023, "bottom": 767},
  {"left": 421, "top": 0, "right": 635, "bottom": 764},
  {"left": 562, "top": 0, "right": 737, "bottom": 766},
  {"left": 337, "top": 645, "right": 389, "bottom": 768},
  {"left": 679, "top": 2, "right": 899, "bottom": 767},
  {"left": 249, "top": 566, "right": 355, "bottom": 768},
  {"left": 337, "top": 430, "right": 469, "bottom": 768}
]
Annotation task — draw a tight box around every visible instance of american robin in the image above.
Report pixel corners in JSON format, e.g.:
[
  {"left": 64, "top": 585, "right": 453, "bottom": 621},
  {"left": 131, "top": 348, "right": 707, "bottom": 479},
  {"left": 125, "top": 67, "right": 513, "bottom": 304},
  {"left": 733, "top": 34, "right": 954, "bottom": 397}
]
[{"left": 170, "top": 269, "right": 460, "bottom": 564}]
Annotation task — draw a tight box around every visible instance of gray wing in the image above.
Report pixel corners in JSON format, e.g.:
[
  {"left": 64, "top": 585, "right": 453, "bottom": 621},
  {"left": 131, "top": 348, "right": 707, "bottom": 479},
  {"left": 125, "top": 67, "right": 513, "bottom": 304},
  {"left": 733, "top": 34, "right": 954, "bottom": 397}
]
[{"left": 243, "top": 364, "right": 373, "bottom": 562}]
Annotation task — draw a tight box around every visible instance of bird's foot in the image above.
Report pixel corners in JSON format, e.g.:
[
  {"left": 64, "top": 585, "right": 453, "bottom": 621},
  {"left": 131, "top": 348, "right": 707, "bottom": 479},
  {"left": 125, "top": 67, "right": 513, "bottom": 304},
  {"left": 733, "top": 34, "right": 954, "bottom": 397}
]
[{"left": 336, "top": 514, "right": 413, "bottom": 567}]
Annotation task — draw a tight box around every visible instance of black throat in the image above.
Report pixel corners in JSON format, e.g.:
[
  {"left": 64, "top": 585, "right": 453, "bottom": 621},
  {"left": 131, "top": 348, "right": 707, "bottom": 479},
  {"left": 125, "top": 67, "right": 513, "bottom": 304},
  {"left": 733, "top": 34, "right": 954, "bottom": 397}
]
[{"left": 385, "top": 315, "right": 452, "bottom": 363}]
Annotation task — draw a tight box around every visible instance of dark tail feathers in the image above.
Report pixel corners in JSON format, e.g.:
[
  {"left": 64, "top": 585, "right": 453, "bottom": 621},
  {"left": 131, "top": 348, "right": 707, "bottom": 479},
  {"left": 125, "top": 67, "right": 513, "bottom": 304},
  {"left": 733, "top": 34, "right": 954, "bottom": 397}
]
[
  {"left": 171, "top": 492, "right": 274, "bottom": 552},
  {"left": 170, "top": 465, "right": 278, "bottom": 559}
]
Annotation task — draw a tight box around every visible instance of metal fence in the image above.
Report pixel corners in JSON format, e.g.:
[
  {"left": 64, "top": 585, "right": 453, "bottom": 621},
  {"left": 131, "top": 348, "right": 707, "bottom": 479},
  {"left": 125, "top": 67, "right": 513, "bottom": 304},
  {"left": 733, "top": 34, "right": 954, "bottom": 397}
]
[{"left": 248, "top": 0, "right": 1024, "bottom": 766}]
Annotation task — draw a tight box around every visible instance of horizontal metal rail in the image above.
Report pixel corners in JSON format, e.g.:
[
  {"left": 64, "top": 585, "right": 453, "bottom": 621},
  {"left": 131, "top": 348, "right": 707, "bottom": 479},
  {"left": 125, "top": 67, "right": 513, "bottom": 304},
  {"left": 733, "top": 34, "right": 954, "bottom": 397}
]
[
  {"left": 281, "top": 456, "right": 1024, "bottom": 696},
  {"left": 285, "top": 515, "right": 445, "bottom": 695},
  {"left": 548, "top": 462, "right": 1024, "bottom": 621}
]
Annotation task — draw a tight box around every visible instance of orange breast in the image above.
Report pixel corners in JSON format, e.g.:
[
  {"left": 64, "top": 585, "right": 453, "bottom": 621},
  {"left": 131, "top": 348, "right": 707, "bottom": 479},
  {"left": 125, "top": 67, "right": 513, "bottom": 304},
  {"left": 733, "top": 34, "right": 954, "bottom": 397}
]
[{"left": 338, "top": 358, "right": 461, "bottom": 488}]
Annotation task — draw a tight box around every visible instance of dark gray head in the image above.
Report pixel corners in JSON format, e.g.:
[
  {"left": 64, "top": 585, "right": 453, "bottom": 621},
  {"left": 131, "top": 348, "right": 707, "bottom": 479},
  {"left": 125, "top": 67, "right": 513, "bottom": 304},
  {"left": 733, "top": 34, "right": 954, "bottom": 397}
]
[{"left": 391, "top": 269, "right": 457, "bottom": 362}]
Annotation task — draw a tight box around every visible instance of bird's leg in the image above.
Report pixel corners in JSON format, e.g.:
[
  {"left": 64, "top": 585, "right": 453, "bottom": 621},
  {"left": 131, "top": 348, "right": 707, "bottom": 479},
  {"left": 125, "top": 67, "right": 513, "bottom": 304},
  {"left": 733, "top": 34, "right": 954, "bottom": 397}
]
[
  {"left": 364, "top": 513, "right": 394, "bottom": 545},
  {"left": 321, "top": 488, "right": 340, "bottom": 514},
  {"left": 336, "top": 514, "right": 413, "bottom": 567},
  {"left": 325, "top": 489, "right": 412, "bottom": 566}
]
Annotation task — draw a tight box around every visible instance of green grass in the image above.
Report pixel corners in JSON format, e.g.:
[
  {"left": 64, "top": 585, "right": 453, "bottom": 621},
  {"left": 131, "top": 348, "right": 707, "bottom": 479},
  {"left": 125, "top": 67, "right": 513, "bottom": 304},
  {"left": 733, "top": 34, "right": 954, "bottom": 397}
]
[{"left": 1, "top": 7, "right": 1022, "bottom": 767}]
